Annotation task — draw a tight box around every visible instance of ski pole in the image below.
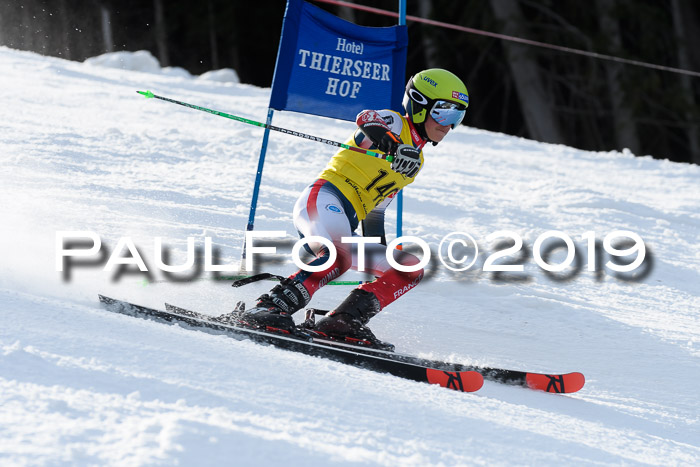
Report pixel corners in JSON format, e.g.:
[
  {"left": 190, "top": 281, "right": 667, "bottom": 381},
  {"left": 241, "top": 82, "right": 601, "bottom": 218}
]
[
  {"left": 222, "top": 274, "right": 368, "bottom": 286},
  {"left": 137, "top": 276, "right": 367, "bottom": 287},
  {"left": 136, "top": 90, "right": 394, "bottom": 162}
]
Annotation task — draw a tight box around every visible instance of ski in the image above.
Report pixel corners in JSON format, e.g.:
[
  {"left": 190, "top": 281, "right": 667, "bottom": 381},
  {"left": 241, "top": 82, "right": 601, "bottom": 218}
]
[
  {"left": 98, "top": 295, "right": 483, "bottom": 393},
  {"left": 164, "top": 301, "right": 585, "bottom": 394}
]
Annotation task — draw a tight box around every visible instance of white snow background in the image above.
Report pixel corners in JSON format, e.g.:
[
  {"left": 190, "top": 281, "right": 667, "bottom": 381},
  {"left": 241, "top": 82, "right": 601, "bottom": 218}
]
[{"left": 1, "top": 47, "right": 699, "bottom": 466}]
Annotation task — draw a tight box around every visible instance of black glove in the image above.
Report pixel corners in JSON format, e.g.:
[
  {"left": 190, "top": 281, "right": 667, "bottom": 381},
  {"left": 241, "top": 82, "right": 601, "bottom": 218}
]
[
  {"left": 376, "top": 131, "right": 402, "bottom": 155},
  {"left": 390, "top": 144, "right": 421, "bottom": 177},
  {"left": 356, "top": 110, "right": 402, "bottom": 155},
  {"left": 355, "top": 111, "right": 420, "bottom": 176}
]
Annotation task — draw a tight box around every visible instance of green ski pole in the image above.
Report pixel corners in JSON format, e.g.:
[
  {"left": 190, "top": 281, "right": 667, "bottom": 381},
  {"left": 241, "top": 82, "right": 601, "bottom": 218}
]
[
  {"left": 137, "top": 276, "right": 368, "bottom": 287},
  {"left": 137, "top": 90, "right": 393, "bottom": 162}
]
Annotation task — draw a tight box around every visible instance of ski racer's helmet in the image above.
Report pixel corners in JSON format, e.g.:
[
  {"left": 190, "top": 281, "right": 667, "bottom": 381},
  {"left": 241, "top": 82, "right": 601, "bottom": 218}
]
[{"left": 402, "top": 68, "right": 469, "bottom": 141}]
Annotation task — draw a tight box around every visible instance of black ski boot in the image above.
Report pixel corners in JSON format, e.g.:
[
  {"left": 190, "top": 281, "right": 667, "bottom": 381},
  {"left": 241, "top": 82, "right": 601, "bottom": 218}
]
[
  {"left": 238, "top": 278, "right": 310, "bottom": 333},
  {"left": 313, "top": 289, "right": 394, "bottom": 351}
]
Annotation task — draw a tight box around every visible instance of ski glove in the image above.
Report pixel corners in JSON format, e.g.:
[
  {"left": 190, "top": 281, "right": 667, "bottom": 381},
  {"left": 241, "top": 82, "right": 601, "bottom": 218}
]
[
  {"left": 390, "top": 144, "right": 421, "bottom": 178},
  {"left": 376, "top": 131, "right": 402, "bottom": 155},
  {"left": 356, "top": 111, "right": 404, "bottom": 155},
  {"left": 355, "top": 110, "right": 420, "bottom": 176}
]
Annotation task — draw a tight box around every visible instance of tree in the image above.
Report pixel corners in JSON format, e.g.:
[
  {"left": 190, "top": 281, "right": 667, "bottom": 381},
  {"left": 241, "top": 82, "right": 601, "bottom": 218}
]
[
  {"left": 153, "top": 0, "right": 169, "bottom": 66},
  {"left": 670, "top": 0, "right": 700, "bottom": 164},
  {"left": 417, "top": 0, "right": 439, "bottom": 69},
  {"left": 207, "top": 0, "right": 219, "bottom": 69},
  {"left": 596, "top": 0, "right": 640, "bottom": 154},
  {"left": 98, "top": 1, "right": 115, "bottom": 53},
  {"left": 490, "top": 0, "right": 565, "bottom": 144}
]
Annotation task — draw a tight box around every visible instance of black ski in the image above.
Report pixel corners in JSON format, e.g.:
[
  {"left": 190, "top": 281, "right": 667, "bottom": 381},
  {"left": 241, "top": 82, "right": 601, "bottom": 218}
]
[
  {"left": 98, "top": 295, "right": 483, "bottom": 393},
  {"left": 163, "top": 302, "right": 585, "bottom": 394}
]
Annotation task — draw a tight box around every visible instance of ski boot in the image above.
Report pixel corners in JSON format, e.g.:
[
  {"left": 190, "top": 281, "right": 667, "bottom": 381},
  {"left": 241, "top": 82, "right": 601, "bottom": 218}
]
[
  {"left": 236, "top": 278, "right": 310, "bottom": 334},
  {"left": 311, "top": 289, "right": 394, "bottom": 351}
]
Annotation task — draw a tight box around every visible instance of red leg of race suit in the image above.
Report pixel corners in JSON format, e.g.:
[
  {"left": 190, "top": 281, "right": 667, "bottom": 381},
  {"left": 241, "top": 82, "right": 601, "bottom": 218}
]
[
  {"left": 289, "top": 180, "right": 423, "bottom": 309},
  {"left": 289, "top": 180, "right": 353, "bottom": 296},
  {"left": 357, "top": 250, "right": 424, "bottom": 309}
]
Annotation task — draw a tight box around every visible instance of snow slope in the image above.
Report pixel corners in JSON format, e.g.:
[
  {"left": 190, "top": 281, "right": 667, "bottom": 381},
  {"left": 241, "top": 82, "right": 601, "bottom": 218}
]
[{"left": 1, "top": 47, "right": 699, "bottom": 466}]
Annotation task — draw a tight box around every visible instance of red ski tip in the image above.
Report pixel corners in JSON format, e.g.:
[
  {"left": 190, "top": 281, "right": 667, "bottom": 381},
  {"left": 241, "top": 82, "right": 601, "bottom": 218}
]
[
  {"left": 525, "top": 372, "right": 585, "bottom": 393},
  {"left": 426, "top": 368, "right": 484, "bottom": 392}
]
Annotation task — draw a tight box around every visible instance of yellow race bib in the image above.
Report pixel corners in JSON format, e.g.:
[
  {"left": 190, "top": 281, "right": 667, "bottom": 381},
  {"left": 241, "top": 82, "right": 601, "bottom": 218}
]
[{"left": 318, "top": 112, "right": 424, "bottom": 220}]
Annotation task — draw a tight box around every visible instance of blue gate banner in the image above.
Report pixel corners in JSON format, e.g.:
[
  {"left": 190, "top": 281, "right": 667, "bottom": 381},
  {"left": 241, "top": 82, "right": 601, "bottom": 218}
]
[{"left": 269, "top": 0, "right": 408, "bottom": 121}]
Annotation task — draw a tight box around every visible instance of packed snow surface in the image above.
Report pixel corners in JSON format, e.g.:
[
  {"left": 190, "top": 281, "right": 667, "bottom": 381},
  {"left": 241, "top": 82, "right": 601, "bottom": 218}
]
[{"left": 1, "top": 47, "right": 699, "bottom": 466}]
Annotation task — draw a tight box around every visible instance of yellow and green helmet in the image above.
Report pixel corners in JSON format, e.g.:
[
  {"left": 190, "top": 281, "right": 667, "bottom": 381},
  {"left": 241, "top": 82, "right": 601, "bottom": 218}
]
[{"left": 402, "top": 68, "right": 469, "bottom": 140}]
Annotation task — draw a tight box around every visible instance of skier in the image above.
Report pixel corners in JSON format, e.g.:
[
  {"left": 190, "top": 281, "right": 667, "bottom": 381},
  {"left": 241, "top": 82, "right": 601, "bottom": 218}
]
[{"left": 240, "top": 68, "right": 469, "bottom": 347}]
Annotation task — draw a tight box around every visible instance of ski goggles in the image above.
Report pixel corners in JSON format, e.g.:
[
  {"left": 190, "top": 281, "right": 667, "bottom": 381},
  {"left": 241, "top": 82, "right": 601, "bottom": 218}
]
[{"left": 430, "top": 100, "right": 467, "bottom": 128}]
